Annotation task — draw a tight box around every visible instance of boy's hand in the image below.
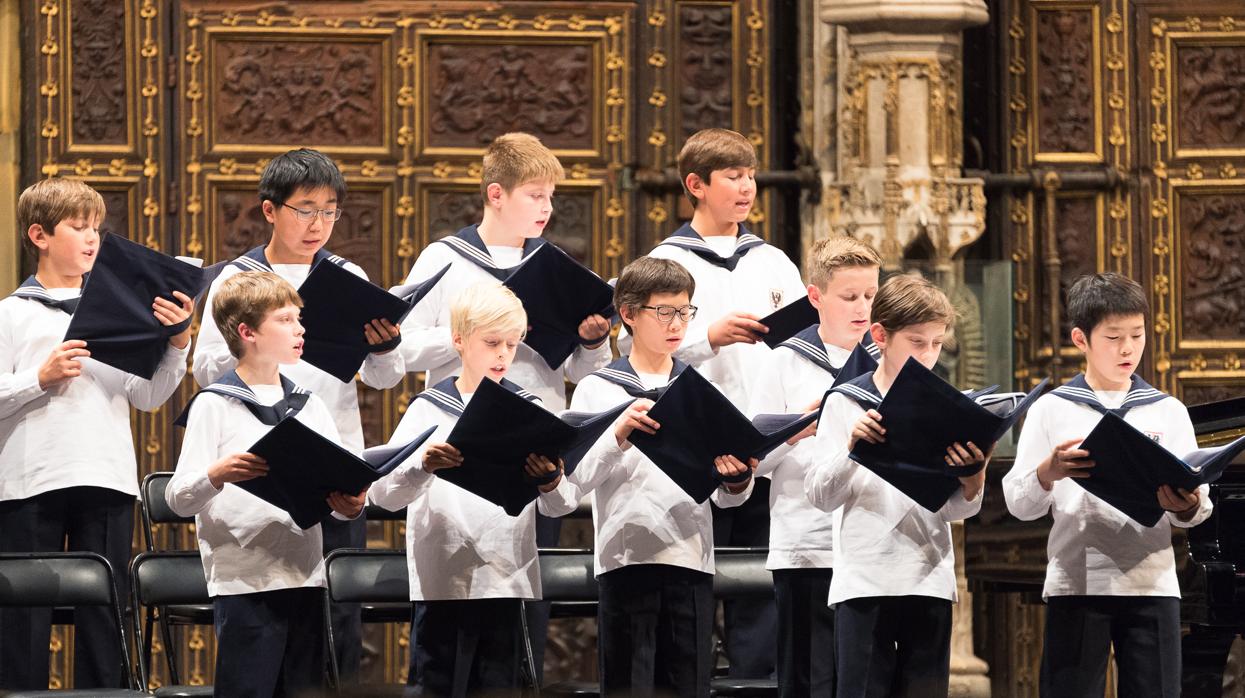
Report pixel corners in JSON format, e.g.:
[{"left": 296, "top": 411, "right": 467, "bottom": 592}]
[
  {"left": 525, "top": 454, "right": 564, "bottom": 492},
  {"left": 785, "top": 398, "right": 824, "bottom": 445},
  {"left": 364, "top": 318, "right": 401, "bottom": 353},
  {"left": 38, "top": 339, "right": 90, "bottom": 389},
  {"left": 422, "top": 443, "right": 463, "bottom": 473},
  {"left": 155, "top": 291, "right": 195, "bottom": 349},
  {"left": 1035, "top": 437, "right": 1093, "bottom": 490},
  {"left": 715, "top": 455, "right": 757, "bottom": 494},
  {"left": 615, "top": 399, "right": 659, "bottom": 449},
  {"left": 848, "top": 409, "right": 885, "bottom": 450},
  {"left": 708, "top": 312, "right": 768, "bottom": 350},
  {"left": 327, "top": 488, "right": 367, "bottom": 518},
  {"left": 946, "top": 441, "right": 991, "bottom": 500},
  {"left": 207, "top": 453, "right": 268, "bottom": 489},
  {"left": 1158, "top": 485, "right": 1200, "bottom": 521},
  {"left": 578, "top": 314, "right": 611, "bottom": 348}
]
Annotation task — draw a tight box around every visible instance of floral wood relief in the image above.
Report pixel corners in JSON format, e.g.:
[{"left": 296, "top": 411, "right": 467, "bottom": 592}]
[
  {"left": 1181, "top": 192, "right": 1245, "bottom": 340},
  {"left": 70, "top": 0, "right": 128, "bottom": 144},
  {"left": 1176, "top": 44, "right": 1245, "bottom": 150},
  {"left": 1034, "top": 9, "right": 1095, "bottom": 154}
]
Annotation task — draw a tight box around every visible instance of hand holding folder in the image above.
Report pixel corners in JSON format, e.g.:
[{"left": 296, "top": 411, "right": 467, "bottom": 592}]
[
  {"left": 297, "top": 261, "right": 449, "bottom": 382},
  {"left": 64, "top": 234, "right": 209, "bottom": 379},
  {"left": 500, "top": 243, "right": 616, "bottom": 369},
  {"left": 1074, "top": 411, "right": 1245, "bottom": 526},
  {"left": 628, "top": 367, "right": 821, "bottom": 503},
  {"left": 850, "top": 358, "right": 1049, "bottom": 511},
  {"left": 437, "top": 378, "right": 633, "bottom": 515},
  {"left": 238, "top": 420, "right": 437, "bottom": 529},
  {"left": 758, "top": 297, "right": 819, "bottom": 348}
]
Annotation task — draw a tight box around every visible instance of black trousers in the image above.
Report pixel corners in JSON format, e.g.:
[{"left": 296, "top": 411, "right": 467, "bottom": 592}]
[
  {"left": 212, "top": 587, "right": 326, "bottom": 698},
  {"left": 408, "top": 598, "right": 524, "bottom": 698},
  {"left": 1040, "top": 595, "right": 1181, "bottom": 698},
  {"left": 711, "top": 477, "right": 777, "bottom": 678},
  {"left": 597, "top": 564, "right": 714, "bottom": 698},
  {"left": 0, "top": 486, "right": 133, "bottom": 690},
  {"left": 834, "top": 595, "right": 952, "bottom": 698},
  {"left": 321, "top": 514, "right": 365, "bottom": 680},
  {"left": 773, "top": 568, "right": 835, "bottom": 698}
]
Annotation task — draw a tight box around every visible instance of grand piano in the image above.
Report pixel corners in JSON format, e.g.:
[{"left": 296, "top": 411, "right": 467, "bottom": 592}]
[{"left": 965, "top": 396, "right": 1245, "bottom": 697}]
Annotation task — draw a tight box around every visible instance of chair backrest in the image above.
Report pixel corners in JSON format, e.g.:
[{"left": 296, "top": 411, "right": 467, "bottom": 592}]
[
  {"left": 324, "top": 549, "right": 409, "bottom": 604},
  {"left": 131, "top": 552, "right": 210, "bottom": 607},
  {"left": 0, "top": 552, "right": 137, "bottom": 690},
  {"left": 0, "top": 552, "right": 118, "bottom": 607},
  {"left": 712, "top": 547, "right": 773, "bottom": 600},
  {"left": 141, "top": 471, "right": 194, "bottom": 551},
  {"left": 537, "top": 548, "right": 597, "bottom": 601}
]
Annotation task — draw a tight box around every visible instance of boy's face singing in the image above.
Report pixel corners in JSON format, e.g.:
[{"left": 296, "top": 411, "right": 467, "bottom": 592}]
[
  {"left": 1073, "top": 313, "right": 1146, "bottom": 386},
  {"left": 873, "top": 321, "right": 947, "bottom": 375},
  {"left": 809, "top": 266, "right": 880, "bottom": 350},
  {"left": 691, "top": 166, "right": 755, "bottom": 224},
  {"left": 243, "top": 303, "right": 305, "bottom": 365},
  {"left": 264, "top": 185, "right": 338, "bottom": 259},
  {"left": 453, "top": 326, "right": 523, "bottom": 384},
  {"left": 31, "top": 214, "right": 101, "bottom": 278},
  {"left": 492, "top": 180, "right": 555, "bottom": 240},
  {"left": 622, "top": 291, "right": 691, "bottom": 358}
]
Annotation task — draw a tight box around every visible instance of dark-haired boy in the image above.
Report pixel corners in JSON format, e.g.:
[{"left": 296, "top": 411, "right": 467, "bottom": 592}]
[
  {"left": 1003, "top": 272, "right": 1210, "bottom": 698},
  {"left": 0, "top": 178, "right": 193, "bottom": 690},
  {"left": 192, "top": 147, "right": 403, "bottom": 678},
  {"left": 631, "top": 127, "right": 806, "bottom": 675},
  {"left": 542, "top": 256, "right": 756, "bottom": 698}
]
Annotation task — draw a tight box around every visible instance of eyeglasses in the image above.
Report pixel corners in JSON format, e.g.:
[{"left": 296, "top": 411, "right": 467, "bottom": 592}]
[
  {"left": 282, "top": 203, "right": 344, "bottom": 223},
  {"left": 639, "top": 304, "right": 698, "bottom": 323}
]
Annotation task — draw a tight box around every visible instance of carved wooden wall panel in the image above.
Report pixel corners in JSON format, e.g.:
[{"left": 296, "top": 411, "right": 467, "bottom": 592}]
[{"left": 1137, "top": 3, "right": 1245, "bottom": 400}]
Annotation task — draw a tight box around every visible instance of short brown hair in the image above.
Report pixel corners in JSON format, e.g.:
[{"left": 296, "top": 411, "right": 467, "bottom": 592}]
[
  {"left": 677, "top": 128, "right": 758, "bottom": 206},
  {"left": 871, "top": 272, "right": 955, "bottom": 335},
  {"left": 614, "top": 256, "right": 696, "bottom": 322},
  {"left": 480, "top": 132, "right": 565, "bottom": 203},
  {"left": 806, "top": 236, "right": 882, "bottom": 288},
  {"left": 17, "top": 178, "right": 106, "bottom": 259},
  {"left": 212, "top": 271, "right": 303, "bottom": 359}
]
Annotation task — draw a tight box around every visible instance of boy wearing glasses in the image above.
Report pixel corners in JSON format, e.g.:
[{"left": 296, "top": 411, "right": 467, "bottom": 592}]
[
  {"left": 191, "top": 147, "right": 404, "bottom": 679},
  {"left": 626, "top": 128, "right": 807, "bottom": 677},
  {"left": 542, "top": 256, "right": 756, "bottom": 697}
]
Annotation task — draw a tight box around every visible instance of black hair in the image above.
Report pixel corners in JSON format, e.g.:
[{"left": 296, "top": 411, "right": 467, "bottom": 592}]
[
  {"left": 257, "top": 148, "right": 347, "bottom": 206},
  {"left": 1066, "top": 272, "right": 1148, "bottom": 336}
]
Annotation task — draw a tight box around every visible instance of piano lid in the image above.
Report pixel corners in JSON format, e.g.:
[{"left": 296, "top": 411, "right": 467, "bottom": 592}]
[{"left": 1188, "top": 396, "right": 1245, "bottom": 443}]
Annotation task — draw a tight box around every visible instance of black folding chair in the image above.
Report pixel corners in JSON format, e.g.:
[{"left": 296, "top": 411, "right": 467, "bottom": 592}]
[
  {"left": 529, "top": 548, "right": 600, "bottom": 697},
  {"left": 322, "top": 549, "right": 410, "bottom": 695},
  {"left": 710, "top": 548, "right": 777, "bottom": 697},
  {"left": 0, "top": 552, "right": 147, "bottom": 696},
  {"left": 138, "top": 473, "right": 212, "bottom": 689},
  {"left": 128, "top": 552, "right": 213, "bottom": 697}
]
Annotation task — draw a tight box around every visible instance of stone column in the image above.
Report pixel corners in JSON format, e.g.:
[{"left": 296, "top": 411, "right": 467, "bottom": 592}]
[
  {"left": 816, "top": 2, "right": 992, "bottom": 696},
  {"left": 0, "top": 0, "right": 21, "bottom": 293}
]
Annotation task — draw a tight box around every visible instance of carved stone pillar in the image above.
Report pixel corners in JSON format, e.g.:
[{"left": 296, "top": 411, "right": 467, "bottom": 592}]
[
  {"left": 819, "top": 0, "right": 987, "bottom": 270},
  {"left": 0, "top": 0, "right": 19, "bottom": 293},
  {"left": 817, "top": 2, "right": 991, "bottom": 696}
]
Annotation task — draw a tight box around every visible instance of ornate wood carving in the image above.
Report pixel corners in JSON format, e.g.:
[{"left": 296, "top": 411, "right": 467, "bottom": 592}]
[
  {"left": 1176, "top": 44, "right": 1245, "bottom": 151},
  {"left": 212, "top": 38, "right": 386, "bottom": 149},
  {"left": 1183, "top": 382, "right": 1245, "bottom": 406},
  {"left": 69, "top": 0, "right": 128, "bottom": 145},
  {"left": 1033, "top": 195, "right": 1099, "bottom": 344},
  {"left": 1179, "top": 191, "right": 1245, "bottom": 341},
  {"left": 424, "top": 41, "right": 594, "bottom": 151},
  {"left": 1033, "top": 8, "right": 1096, "bottom": 156},
  {"left": 677, "top": 5, "right": 733, "bottom": 140},
  {"left": 216, "top": 189, "right": 269, "bottom": 261},
  {"left": 97, "top": 187, "right": 131, "bottom": 240}
]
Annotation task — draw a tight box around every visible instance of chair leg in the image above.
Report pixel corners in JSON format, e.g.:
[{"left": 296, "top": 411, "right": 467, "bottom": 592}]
[
  {"left": 518, "top": 601, "right": 541, "bottom": 697},
  {"left": 157, "top": 607, "right": 182, "bottom": 685},
  {"left": 324, "top": 592, "right": 341, "bottom": 690}
]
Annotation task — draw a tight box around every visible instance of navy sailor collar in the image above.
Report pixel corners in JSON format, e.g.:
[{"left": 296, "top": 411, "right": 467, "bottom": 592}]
[
  {"left": 655, "top": 223, "right": 765, "bottom": 271},
  {"left": 175, "top": 370, "right": 311, "bottom": 427},
  {"left": 414, "top": 375, "right": 539, "bottom": 417},
  {"left": 830, "top": 370, "right": 884, "bottom": 409},
  {"left": 434, "top": 225, "right": 545, "bottom": 279},
  {"left": 10, "top": 275, "right": 81, "bottom": 315},
  {"left": 230, "top": 245, "right": 347, "bottom": 273},
  {"left": 1050, "top": 373, "right": 1168, "bottom": 416},
  {"left": 591, "top": 355, "right": 691, "bottom": 400},
  {"left": 780, "top": 326, "right": 882, "bottom": 376}
]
